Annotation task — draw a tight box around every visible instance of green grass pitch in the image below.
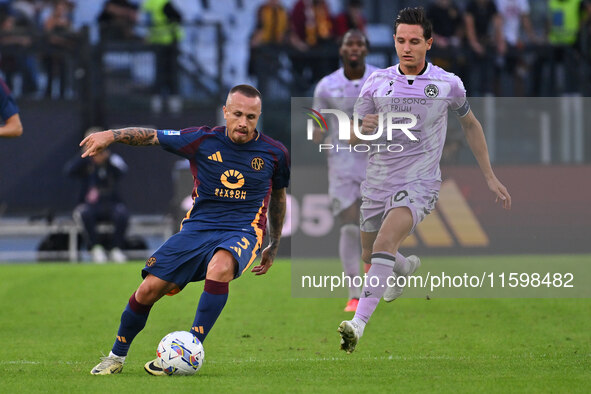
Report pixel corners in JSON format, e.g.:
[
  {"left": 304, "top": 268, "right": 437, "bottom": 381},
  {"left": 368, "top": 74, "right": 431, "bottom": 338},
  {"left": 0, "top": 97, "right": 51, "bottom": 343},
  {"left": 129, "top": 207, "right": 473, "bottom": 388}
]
[{"left": 0, "top": 257, "right": 589, "bottom": 393}]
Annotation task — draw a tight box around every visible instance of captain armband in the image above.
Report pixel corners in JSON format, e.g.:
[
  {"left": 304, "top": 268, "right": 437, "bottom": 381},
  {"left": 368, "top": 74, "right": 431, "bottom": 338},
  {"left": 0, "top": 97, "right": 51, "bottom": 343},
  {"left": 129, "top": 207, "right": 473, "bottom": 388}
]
[{"left": 452, "top": 100, "right": 470, "bottom": 118}]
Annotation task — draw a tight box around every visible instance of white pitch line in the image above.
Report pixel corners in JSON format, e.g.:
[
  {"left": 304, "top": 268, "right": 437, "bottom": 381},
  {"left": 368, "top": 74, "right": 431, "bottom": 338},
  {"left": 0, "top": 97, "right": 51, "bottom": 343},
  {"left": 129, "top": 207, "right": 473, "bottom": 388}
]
[
  {"left": 201, "top": 355, "right": 455, "bottom": 364},
  {"left": 0, "top": 355, "right": 429, "bottom": 367},
  {"left": 4, "top": 352, "right": 582, "bottom": 367},
  {"left": 0, "top": 360, "right": 86, "bottom": 365}
]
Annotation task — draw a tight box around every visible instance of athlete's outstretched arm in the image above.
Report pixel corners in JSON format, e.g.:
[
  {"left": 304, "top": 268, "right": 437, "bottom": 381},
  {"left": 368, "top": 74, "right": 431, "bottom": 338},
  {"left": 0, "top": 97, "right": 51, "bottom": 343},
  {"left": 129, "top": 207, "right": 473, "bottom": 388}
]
[
  {"left": 252, "top": 187, "right": 286, "bottom": 276},
  {"left": 459, "top": 110, "right": 511, "bottom": 210},
  {"left": 80, "top": 127, "right": 160, "bottom": 158}
]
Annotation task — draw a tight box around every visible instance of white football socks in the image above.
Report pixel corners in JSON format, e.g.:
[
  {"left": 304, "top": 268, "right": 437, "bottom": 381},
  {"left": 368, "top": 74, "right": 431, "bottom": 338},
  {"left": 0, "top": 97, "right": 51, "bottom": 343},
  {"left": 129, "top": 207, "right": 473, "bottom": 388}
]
[
  {"left": 109, "top": 351, "right": 126, "bottom": 363},
  {"left": 353, "top": 260, "right": 393, "bottom": 325}
]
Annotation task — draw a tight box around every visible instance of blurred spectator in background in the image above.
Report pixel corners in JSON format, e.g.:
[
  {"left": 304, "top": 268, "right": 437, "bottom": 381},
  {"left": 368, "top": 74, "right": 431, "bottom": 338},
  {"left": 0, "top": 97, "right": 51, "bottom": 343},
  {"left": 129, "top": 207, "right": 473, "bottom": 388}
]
[
  {"left": 98, "top": 0, "right": 140, "bottom": 42},
  {"left": 142, "top": 0, "right": 183, "bottom": 113},
  {"left": 0, "top": 75, "right": 23, "bottom": 138},
  {"left": 42, "top": 0, "right": 77, "bottom": 99},
  {"left": 291, "top": 0, "right": 334, "bottom": 48},
  {"left": 0, "top": 10, "right": 39, "bottom": 95},
  {"left": 249, "top": 0, "right": 291, "bottom": 94},
  {"left": 64, "top": 128, "right": 129, "bottom": 263},
  {"left": 251, "top": 0, "right": 290, "bottom": 47},
  {"left": 539, "top": 0, "right": 591, "bottom": 95},
  {"left": 333, "top": 0, "right": 367, "bottom": 39},
  {"left": 12, "top": 0, "right": 44, "bottom": 30},
  {"left": 290, "top": 0, "right": 338, "bottom": 92},
  {"left": 427, "top": 0, "right": 466, "bottom": 78},
  {"left": 464, "top": 0, "right": 505, "bottom": 95},
  {"left": 494, "top": 0, "right": 540, "bottom": 96}
]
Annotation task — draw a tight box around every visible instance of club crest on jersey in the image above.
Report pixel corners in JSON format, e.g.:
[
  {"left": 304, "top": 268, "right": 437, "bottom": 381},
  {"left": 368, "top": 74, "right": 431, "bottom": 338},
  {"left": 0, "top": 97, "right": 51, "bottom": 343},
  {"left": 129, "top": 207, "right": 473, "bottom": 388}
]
[
  {"left": 146, "top": 257, "right": 156, "bottom": 267},
  {"left": 424, "top": 84, "right": 439, "bottom": 98},
  {"left": 251, "top": 157, "right": 264, "bottom": 171}
]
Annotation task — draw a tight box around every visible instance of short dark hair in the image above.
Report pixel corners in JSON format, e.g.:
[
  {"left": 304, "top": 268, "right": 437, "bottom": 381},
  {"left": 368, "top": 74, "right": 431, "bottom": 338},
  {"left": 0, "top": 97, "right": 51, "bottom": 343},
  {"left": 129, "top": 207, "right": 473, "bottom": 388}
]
[
  {"left": 229, "top": 84, "right": 262, "bottom": 100},
  {"left": 340, "top": 28, "right": 370, "bottom": 48},
  {"left": 394, "top": 7, "right": 432, "bottom": 40}
]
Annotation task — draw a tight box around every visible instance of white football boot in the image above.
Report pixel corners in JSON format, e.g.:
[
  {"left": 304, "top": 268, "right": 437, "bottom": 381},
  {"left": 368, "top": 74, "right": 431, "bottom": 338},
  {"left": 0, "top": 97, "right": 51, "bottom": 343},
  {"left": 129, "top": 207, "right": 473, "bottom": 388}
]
[
  {"left": 90, "top": 353, "right": 124, "bottom": 375},
  {"left": 383, "top": 255, "right": 421, "bottom": 302},
  {"left": 338, "top": 319, "right": 364, "bottom": 354}
]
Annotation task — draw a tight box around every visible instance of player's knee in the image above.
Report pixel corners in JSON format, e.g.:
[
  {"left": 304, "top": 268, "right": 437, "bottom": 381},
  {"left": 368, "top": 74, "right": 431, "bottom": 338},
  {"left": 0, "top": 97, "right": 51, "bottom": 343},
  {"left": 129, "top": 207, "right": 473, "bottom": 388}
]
[
  {"left": 340, "top": 223, "right": 359, "bottom": 238},
  {"left": 207, "top": 251, "right": 236, "bottom": 282},
  {"left": 207, "top": 261, "right": 235, "bottom": 282},
  {"left": 136, "top": 277, "right": 169, "bottom": 304},
  {"left": 135, "top": 285, "right": 158, "bottom": 304}
]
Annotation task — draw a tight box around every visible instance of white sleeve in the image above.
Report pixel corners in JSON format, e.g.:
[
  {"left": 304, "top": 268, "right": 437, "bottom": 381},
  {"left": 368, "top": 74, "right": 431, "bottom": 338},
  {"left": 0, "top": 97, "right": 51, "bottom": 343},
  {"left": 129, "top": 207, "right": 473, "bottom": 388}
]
[
  {"left": 313, "top": 79, "right": 329, "bottom": 111},
  {"left": 449, "top": 76, "right": 470, "bottom": 118},
  {"left": 353, "top": 74, "right": 377, "bottom": 118}
]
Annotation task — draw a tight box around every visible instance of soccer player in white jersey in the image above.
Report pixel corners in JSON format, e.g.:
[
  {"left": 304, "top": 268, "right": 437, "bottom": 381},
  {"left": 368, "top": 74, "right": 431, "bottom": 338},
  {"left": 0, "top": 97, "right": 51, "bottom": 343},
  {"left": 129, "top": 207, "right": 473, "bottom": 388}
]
[
  {"left": 338, "top": 7, "right": 512, "bottom": 353},
  {"left": 313, "top": 29, "right": 379, "bottom": 312}
]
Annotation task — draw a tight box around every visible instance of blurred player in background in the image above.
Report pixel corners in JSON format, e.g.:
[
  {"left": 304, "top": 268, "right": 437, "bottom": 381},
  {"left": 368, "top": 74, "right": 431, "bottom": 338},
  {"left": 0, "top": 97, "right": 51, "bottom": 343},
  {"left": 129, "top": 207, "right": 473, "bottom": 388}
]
[
  {"left": 338, "top": 7, "right": 511, "bottom": 353},
  {"left": 313, "top": 29, "right": 378, "bottom": 312},
  {"left": 64, "top": 127, "right": 129, "bottom": 263},
  {"left": 85, "top": 85, "right": 290, "bottom": 375},
  {"left": 0, "top": 76, "right": 23, "bottom": 138}
]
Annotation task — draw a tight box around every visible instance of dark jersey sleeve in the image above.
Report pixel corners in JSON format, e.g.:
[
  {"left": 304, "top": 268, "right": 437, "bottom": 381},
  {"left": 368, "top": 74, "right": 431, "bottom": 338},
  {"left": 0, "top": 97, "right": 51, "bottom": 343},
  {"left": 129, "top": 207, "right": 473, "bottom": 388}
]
[
  {"left": 272, "top": 145, "right": 290, "bottom": 190},
  {"left": 157, "top": 127, "right": 209, "bottom": 158},
  {"left": 0, "top": 78, "right": 19, "bottom": 121}
]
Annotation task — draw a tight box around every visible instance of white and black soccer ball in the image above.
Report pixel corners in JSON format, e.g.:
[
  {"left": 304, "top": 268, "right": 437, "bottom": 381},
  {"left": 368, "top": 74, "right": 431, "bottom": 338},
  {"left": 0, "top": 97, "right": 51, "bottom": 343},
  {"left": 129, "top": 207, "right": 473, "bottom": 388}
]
[{"left": 157, "top": 331, "right": 204, "bottom": 375}]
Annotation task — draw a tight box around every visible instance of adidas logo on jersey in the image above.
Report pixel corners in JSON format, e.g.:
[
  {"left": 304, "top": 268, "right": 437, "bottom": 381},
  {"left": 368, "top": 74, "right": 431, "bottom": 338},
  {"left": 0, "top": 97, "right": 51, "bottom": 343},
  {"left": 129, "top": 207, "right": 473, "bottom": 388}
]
[{"left": 207, "top": 151, "right": 223, "bottom": 162}]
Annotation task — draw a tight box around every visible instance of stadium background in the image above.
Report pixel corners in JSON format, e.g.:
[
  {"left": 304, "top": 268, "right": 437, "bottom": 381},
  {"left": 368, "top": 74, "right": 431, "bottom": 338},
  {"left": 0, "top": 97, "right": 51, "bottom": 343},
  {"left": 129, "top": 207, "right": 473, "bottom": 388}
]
[{"left": 0, "top": 0, "right": 590, "bottom": 261}]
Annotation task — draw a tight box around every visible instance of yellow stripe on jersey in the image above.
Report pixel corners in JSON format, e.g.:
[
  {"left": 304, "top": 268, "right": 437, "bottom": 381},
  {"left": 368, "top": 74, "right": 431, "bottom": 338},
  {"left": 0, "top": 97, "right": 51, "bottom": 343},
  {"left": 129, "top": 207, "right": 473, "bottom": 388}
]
[
  {"left": 242, "top": 199, "right": 266, "bottom": 273},
  {"left": 179, "top": 196, "right": 196, "bottom": 231},
  {"left": 243, "top": 238, "right": 262, "bottom": 274}
]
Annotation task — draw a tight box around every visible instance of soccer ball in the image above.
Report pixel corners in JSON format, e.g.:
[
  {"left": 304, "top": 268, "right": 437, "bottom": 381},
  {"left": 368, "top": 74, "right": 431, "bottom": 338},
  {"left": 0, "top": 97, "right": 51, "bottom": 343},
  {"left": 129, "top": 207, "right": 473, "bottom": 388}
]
[{"left": 157, "top": 331, "right": 204, "bottom": 375}]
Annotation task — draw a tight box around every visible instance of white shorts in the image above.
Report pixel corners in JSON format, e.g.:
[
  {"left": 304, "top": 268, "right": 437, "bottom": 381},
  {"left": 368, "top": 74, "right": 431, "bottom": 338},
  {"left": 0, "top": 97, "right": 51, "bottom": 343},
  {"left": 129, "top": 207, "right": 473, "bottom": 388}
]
[
  {"left": 328, "top": 172, "right": 363, "bottom": 216},
  {"left": 360, "top": 183, "right": 439, "bottom": 233}
]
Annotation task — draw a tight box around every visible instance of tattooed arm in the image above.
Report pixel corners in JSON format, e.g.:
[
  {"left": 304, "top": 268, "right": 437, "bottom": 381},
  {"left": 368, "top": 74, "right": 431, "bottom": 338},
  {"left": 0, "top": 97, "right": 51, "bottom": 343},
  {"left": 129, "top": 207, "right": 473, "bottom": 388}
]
[
  {"left": 80, "top": 127, "right": 159, "bottom": 158},
  {"left": 251, "top": 188, "right": 287, "bottom": 276}
]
